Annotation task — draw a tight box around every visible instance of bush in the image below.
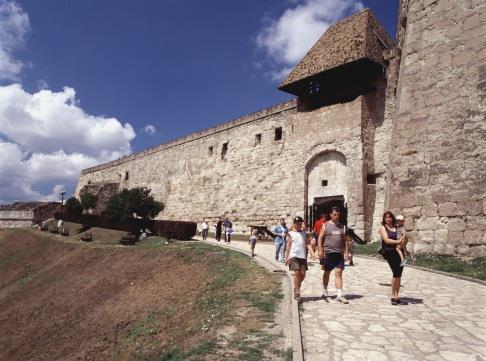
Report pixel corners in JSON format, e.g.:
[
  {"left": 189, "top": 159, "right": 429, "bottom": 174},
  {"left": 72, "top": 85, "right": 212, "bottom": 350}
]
[
  {"left": 64, "top": 197, "right": 83, "bottom": 217},
  {"left": 56, "top": 213, "right": 196, "bottom": 240},
  {"left": 80, "top": 193, "right": 98, "bottom": 213},
  {"left": 105, "top": 188, "right": 164, "bottom": 228}
]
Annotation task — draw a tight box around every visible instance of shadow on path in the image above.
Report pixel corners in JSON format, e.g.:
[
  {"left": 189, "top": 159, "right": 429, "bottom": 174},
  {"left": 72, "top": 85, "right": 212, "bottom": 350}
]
[
  {"left": 379, "top": 283, "right": 405, "bottom": 288},
  {"left": 399, "top": 297, "right": 424, "bottom": 304}
]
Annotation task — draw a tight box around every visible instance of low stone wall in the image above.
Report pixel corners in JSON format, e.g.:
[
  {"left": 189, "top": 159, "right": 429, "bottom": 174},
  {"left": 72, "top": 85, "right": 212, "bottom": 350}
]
[{"left": 0, "top": 210, "right": 35, "bottom": 228}]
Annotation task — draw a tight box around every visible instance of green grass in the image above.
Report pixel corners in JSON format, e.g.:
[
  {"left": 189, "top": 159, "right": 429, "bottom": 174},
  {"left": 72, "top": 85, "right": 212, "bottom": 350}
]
[
  {"left": 413, "top": 255, "right": 486, "bottom": 280},
  {"left": 354, "top": 243, "right": 486, "bottom": 280},
  {"left": 152, "top": 340, "right": 217, "bottom": 361},
  {"left": 127, "top": 313, "right": 159, "bottom": 339}
]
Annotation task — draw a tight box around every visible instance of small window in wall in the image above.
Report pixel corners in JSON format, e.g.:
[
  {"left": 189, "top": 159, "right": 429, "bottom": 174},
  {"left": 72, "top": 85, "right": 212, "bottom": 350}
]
[
  {"left": 367, "top": 174, "right": 377, "bottom": 184},
  {"left": 124, "top": 171, "right": 129, "bottom": 181},
  {"left": 87, "top": 180, "right": 92, "bottom": 185},
  {"left": 221, "top": 142, "right": 228, "bottom": 160},
  {"left": 208, "top": 146, "right": 213, "bottom": 156},
  {"left": 308, "top": 81, "right": 320, "bottom": 94},
  {"left": 255, "top": 133, "right": 262, "bottom": 145},
  {"left": 321, "top": 180, "right": 328, "bottom": 187},
  {"left": 274, "top": 127, "right": 282, "bottom": 141}
]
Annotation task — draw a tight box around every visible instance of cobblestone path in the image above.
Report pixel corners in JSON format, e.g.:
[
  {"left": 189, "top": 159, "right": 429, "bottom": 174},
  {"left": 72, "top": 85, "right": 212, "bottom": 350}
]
[{"left": 204, "top": 239, "right": 486, "bottom": 361}]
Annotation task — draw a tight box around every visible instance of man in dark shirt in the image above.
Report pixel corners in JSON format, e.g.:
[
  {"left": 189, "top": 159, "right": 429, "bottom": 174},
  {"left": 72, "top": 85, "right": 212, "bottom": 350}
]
[{"left": 215, "top": 217, "right": 223, "bottom": 242}]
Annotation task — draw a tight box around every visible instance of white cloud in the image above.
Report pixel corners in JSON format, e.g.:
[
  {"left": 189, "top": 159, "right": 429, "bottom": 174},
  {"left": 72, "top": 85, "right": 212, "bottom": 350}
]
[
  {"left": 143, "top": 124, "right": 156, "bottom": 135},
  {"left": 0, "top": 0, "right": 30, "bottom": 81},
  {"left": 256, "top": 0, "right": 364, "bottom": 82},
  {"left": 0, "top": 84, "right": 136, "bottom": 204}
]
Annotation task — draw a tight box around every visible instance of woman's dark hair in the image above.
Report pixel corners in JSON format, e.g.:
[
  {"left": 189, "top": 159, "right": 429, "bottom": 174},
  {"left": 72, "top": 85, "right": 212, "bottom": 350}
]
[{"left": 382, "top": 211, "right": 396, "bottom": 226}]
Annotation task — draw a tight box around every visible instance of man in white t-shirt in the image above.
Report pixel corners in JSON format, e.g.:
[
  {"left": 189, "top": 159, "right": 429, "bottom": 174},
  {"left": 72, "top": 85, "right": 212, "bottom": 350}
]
[{"left": 285, "top": 216, "right": 310, "bottom": 303}]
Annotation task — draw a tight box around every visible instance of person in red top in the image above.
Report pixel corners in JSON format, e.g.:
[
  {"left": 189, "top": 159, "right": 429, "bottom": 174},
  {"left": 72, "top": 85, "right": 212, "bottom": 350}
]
[
  {"left": 313, "top": 214, "right": 327, "bottom": 235},
  {"left": 310, "top": 214, "right": 327, "bottom": 261}
]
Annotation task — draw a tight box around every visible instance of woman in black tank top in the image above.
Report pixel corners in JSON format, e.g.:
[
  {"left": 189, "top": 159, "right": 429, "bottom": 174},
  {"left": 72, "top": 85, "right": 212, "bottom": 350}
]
[{"left": 379, "top": 211, "right": 406, "bottom": 305}]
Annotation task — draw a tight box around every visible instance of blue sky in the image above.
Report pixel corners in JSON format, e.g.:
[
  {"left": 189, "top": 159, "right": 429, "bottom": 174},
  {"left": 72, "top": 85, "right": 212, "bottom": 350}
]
[{"left": 0, "top": 0, "right": 398, "bottom": 204}]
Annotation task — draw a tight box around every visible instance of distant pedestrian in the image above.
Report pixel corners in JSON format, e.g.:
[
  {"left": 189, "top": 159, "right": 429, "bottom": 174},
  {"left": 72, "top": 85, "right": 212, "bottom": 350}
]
[
  {"left": 285, "top": 216, "right": 310, "bottom": 303},
  {"left": 223, "top": 217, "right": 233, "bottom": 243},
  {"left": 273, "top": 218, "right": 288, "bottom": 262},
  {"left": 200, "top": 220, "right": 209, "bottom": 240},
  {"left": 380, "top": 211, "right": 407, "bottom": 305},
  {"left": 318, "top": 207, "right": 349, "bottom": 304},
  {"left": 215, "top": 217, "right": 223, "bottom": 242},
  {"left": 249, "top": 230, "right": 258, "bottom": 257}
]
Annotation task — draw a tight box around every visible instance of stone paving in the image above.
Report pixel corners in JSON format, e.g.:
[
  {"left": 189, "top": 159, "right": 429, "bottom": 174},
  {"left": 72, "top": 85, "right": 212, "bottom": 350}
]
[{"left": 203, "top": 238, "right": 486, "bottom": 361}]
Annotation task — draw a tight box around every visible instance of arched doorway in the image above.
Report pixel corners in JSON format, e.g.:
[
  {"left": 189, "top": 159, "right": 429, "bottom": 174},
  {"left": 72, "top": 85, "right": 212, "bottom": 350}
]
[{"left": 305, "top": 150, "right": 348, "bottom": 226}]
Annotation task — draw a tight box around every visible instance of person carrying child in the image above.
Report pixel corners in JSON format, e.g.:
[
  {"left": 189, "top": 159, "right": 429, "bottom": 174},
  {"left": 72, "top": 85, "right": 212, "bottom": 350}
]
[{"left": 249, "top": 230, "right": 258, "bottom": 257}]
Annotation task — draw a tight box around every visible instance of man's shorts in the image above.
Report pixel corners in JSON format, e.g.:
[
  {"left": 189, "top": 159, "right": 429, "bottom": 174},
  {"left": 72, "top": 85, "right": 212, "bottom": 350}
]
[
  {"left": 288, "top": 257, "right": 308, "bottom": 272},
  {"left": 320, "top": 252, "right": 345, "bottom": 271}
]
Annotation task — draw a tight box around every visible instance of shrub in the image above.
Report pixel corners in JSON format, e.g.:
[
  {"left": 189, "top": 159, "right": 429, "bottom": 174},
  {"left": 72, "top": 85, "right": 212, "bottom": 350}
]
[
  {"left": 80, "top": 193, "right": 98, "bottom": 213},
  {"left": 64, "top": 197, "right": 82, "bottom": 217}
]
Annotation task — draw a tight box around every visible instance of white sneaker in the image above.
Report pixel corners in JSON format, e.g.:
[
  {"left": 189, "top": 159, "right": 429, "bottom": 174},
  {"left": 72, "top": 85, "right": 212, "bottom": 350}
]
[
  {"left": 321, "top": 289, "right": 329, "bottom": 298},
  {"left": 336, "top": 296, "right": 349, "bottom": 304}
]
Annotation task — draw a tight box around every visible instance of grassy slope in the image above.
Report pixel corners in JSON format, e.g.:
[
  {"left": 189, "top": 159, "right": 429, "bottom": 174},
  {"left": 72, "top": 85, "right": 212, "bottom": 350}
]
[{"left": 0, "top": 228, "right": 289, "bottom": 361}]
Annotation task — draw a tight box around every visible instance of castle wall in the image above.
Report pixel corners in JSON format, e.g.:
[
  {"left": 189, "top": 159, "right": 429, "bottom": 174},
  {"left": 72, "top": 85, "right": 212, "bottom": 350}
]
[
  {"left": 77, "top": 97, "right": 373, "bottom": 236},
  {"left": 387, "top": 0, "right": 486, "bottom": 256},
  {"left": 0, "top": 210, "right": 35, "bottom": 228}
]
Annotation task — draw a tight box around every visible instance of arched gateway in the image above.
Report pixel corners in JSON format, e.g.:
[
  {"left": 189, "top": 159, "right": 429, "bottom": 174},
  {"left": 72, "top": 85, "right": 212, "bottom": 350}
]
[{"left": 304, "top": 151, "right": 349, "bottom": 227}]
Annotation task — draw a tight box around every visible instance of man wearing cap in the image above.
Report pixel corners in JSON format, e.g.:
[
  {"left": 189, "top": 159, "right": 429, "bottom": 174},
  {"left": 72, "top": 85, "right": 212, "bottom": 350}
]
[
  {"left": 318, "top": 207, "right": 349, "bottom": 304},
  {"left": 285, "top": 216, "right": 310, "bottom": 303}
]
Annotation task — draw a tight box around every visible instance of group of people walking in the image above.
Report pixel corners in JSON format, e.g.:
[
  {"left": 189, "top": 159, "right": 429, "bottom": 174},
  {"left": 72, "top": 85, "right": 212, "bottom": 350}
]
[
  {"left": 199, "top": 217, "right": 233, "bottom": 243},
  {"left": 282, "top": 208, "right": 412, "bottom": 305},
  {"left": 200, "top": 208, "right": 412, "bottom": 306},
  {"left": 284, "top": 207, "right": 350, "bottom": 304}
]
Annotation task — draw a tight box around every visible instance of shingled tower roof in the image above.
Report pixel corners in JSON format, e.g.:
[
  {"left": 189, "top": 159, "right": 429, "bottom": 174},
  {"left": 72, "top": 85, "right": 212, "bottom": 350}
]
[{"left": 279, "top": 9, "right": 392, "bottom": 96}]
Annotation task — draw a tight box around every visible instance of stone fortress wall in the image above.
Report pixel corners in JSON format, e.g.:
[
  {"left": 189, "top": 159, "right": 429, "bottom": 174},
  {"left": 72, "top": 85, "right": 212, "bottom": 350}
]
[
  {"left": 77, "top": 93, "right": 391, "bottom": 240},
  {"left": 76, "top": 1, "right": 486, "bottom": 256},
  {"left": 386, "top": 0, "right": 486, "bottom": 256}
]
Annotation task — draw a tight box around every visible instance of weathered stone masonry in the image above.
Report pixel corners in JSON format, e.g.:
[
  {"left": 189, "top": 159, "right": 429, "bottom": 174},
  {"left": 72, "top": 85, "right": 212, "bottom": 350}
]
[
  {"left": 76, "top": 2, "right": 486, "bottom": 256},
  {"left": 386, "top": 0, "right": 486, "bottom": 256}
]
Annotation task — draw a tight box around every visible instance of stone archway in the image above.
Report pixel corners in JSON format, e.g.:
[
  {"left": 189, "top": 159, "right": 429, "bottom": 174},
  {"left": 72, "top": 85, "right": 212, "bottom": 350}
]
[{"left": 304, "top": 150, "right": 348, "bottom": 224}]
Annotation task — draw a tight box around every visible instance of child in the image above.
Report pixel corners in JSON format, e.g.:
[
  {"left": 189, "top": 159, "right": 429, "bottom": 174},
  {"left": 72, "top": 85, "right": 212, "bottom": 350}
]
[
  {"left": 249, "top": 230, "right": 258, "bottom": 257},
  {"left": 396, "top": 215, "right": 413, "bottom": 266}
]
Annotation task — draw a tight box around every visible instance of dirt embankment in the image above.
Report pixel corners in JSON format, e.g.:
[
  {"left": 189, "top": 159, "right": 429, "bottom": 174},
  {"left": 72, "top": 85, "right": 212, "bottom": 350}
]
[{"left": 0, "top": 229, "right": 288, "bottom": 361}]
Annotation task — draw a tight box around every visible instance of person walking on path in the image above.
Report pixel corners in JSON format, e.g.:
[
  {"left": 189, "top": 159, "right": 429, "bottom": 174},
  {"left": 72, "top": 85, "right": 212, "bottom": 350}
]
[
  {"left": 285, "top": 216, "right": 310, "bottom": 303},
  {"left": 311, "top": 214, "right": 327, "bottom": 261},
  {"left": 273, "top": 218, "right": 288, "bottom": 262},
  {"left": 317, "top": 207, "right": 349, "bottom": 304},
  {"left": 215, "top": 217, "right": 223, "bottom": 242},
  {"left": 223, "top": 217, "right": 233, "bottom": 244},
  {"left": 249, "top": 230, "right": 258, "bottom": 257},
  {"left": 200, "top": 220, "right": 209, "bottom": 240},
  {"left": 380, "top": 211, "right": 407, "bottom": 305}
]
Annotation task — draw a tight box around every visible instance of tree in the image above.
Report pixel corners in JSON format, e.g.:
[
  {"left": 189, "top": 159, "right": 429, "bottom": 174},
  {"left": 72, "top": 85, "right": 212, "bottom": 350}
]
[
  {"left": 64, "top": 197, "right": 83, "bottom": 217},
  {"left": 105, "top": 188, "right": 164, "bottom": 230},
  {"left": 80, "top": 193, "right": 98, "bottom": 214}
]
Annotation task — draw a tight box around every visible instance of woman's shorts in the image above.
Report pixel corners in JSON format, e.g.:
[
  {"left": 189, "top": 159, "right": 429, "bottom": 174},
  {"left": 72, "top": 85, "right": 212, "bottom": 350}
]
[
  {"left": 385, "top": 250, "right": 404, "bottom": 277},
  {"left": 320, "top": 252, "right": 345, "bottom": 271},
  {"left": 288, "top": 257, "right": 308, "bottom": 271}
]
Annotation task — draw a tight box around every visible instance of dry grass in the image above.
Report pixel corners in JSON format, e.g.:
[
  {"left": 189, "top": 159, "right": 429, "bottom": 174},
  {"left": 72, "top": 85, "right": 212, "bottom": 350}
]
[{"left": 0, "top": 228, "right": 289, "bottom": 360}]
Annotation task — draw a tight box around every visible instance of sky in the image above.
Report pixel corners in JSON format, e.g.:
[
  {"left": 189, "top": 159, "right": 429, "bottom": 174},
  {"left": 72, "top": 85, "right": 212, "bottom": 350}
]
[{"left": 0, "top": 0, "right": 399, "bottom": 204}]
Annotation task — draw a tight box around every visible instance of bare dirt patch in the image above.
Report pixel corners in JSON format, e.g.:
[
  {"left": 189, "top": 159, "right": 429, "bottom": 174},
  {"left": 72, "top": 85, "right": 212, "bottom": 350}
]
[{"left": 0, "top": 229, "right": 289, "bottom": 360}]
